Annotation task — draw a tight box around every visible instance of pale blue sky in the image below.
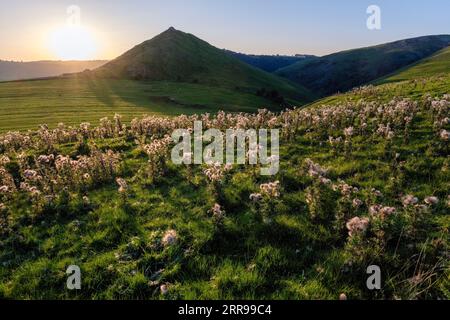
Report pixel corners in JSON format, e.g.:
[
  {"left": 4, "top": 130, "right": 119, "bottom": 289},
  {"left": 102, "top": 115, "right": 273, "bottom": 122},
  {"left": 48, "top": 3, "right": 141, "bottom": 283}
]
[{"left": 1, "top": 0, "right": 449, "bottom": 60}]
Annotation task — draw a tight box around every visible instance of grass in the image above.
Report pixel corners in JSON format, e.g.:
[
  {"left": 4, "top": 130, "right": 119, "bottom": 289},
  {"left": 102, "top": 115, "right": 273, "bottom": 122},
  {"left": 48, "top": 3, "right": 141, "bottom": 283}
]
[
  {"left": 0, "top": 74, "right": 448, "bottom": 300},
  {"left": 0, "top": 77, "right": 281, "bottom": 132},
  {"left": 0, "top": 51, "right": 448, "bottom": 300}
]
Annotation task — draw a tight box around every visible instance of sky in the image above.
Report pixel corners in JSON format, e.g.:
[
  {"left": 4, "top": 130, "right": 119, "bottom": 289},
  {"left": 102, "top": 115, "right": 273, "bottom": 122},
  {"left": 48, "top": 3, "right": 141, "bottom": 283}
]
[{"left": 0, "top": 0, "right": 449, "bottom": 61}]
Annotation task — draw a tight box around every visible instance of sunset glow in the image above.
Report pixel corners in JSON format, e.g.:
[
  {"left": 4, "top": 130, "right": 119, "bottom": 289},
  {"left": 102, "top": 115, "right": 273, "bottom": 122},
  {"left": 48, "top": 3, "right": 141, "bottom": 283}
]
[{"left": 48, "top": 25, "right": 97, "bottom": 60}]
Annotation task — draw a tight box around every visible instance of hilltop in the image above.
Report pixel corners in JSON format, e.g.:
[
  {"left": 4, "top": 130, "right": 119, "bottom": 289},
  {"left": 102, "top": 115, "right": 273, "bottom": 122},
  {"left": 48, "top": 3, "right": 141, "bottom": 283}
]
[{"left": 93, "top": 27, "right": 314, "bottom": 104}]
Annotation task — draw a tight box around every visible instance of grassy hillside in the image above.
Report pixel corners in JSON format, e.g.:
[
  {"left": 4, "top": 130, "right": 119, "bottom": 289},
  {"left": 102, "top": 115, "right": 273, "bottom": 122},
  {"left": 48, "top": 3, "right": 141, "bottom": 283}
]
[
  {"left": 311, "top": 47, "right": 450, "bottom": 107},
  {"left": 0, "top": 52, "right": 448, "bottom": 300},
  {"left": 0, "top": 60, "right": 108, "bottom": 82},
  {"left": 0, "top": 77, "right": 284, "bottom": 132},
  {"left": 94, "top": 28, "right": 314, "bottom": 103},
  {"left": 376, "top": 46, "right": 450, "bottom": 84},
  {"left": 276, "top": 35, "right": 450, "bottom": 97}
]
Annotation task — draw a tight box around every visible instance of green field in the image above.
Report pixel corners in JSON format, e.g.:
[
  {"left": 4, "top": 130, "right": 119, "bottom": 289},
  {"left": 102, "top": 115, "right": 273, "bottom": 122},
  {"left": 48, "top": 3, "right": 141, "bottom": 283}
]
[
  {"left": 0, "top": 72, "right": 450, "bottom": 299},
  {"left": 0, "top": 49, "right": 449, "bottom": 299},
  {"left": 0, "top": 77, "right": 284, "bottom": 132}
]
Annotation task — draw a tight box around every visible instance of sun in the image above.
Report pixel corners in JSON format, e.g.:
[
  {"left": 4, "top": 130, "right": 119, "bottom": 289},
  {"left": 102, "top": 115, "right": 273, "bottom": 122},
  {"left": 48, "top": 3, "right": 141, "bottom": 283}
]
[{"left": 48, "top": 25, "right": 97, "bottom": 60}]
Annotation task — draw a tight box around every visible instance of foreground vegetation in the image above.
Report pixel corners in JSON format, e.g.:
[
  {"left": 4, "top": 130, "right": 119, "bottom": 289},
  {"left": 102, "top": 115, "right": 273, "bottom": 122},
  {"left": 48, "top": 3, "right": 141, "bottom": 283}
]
[{"left": 0, "top": 68, "right": 448, "bottom": 299}]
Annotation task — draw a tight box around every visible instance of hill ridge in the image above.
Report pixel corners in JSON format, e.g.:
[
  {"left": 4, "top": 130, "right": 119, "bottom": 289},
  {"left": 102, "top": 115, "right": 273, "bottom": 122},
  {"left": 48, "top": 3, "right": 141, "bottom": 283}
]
[{"left": 276, "top": 34, "right": 450, "bottom": 97}]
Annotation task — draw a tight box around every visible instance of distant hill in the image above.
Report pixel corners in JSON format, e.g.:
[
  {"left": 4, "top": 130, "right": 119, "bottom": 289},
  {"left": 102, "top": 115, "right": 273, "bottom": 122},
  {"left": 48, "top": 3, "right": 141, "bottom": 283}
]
[
  {"left": 93, "top": 27, "right": 315, "bottom": 105},
  {"left": 276, "top": 35, "right": 450, "bottom": 97},
  {"left": 0, "top": 60, "right": 108, "bottom": 81},
  {"left": 224, "top": 50, "right": 315, "bottom": 72},
  {"left": 376, "top": 46, "right": 450, "bottom": 84}
]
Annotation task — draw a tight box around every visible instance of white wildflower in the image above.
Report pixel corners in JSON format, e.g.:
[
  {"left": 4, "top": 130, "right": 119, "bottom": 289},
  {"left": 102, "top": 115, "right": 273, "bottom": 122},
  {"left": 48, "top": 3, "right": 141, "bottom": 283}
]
[{"left": 161, "top": 229, "right": 178, "bottom": 247}]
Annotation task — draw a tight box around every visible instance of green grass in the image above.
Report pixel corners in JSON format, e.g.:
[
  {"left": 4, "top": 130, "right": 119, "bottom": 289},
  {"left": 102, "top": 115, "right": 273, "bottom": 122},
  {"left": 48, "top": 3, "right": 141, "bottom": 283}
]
[
  {"left": 0, "top": 77, "right": 283, "bottom": 132},
  {"left": 0, "top": 49, "right": 448, "bottom": 300},
  {"left": 0, "top": 75, "right": 448, "bottom": 299}
]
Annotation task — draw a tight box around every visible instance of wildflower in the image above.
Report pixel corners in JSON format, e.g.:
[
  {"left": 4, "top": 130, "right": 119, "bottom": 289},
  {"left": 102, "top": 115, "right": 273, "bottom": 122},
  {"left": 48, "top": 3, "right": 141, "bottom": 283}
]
[
  {"left": 337, "top": 182, "right": 354, "bottom": 197},
  {"left": 29, "top": 187, "right": 41, "bottom": 197},
  {"left": 424, "top": 196, "right": 439, "bottom": 205},
  {"left": 161, "top": 229, "right": 178, "bottom": 247},
  {"left": 211, "top": 203, "right": 225, "bottom": 221},
  {"left": 319, "top": 177, "right": 332, "bottom": 185},
  {"left": 23, "top": 169, "right": 38, "bottom": 180},
  {"left": 440, "top": 129, "right": 449, "bottom": 141},
  {"left": 339, "top": 293, "right": 347, "bottom": 301},
  {"left": 328, "top": 136, "right": 343, "bottom": 146},
  {"left": 369, "top": 205, "right": 382, "bottom": 216},
  {"left": 82, "top": 196, "right": 90, "bottom": 205},
  {"left": 116, "top": 178, "right": 128, "bottom": 193},
  {"left": 160, "top": 284, "right": 169, "bottom": 295},
  {"left": 305, "top": 159, "right": 328, "bottom": 178},
  {"left": 0, "top": 203, "right": 5, "bottom": 211},
  {"left": 203, "top": 163, "right": 226, "bottom": 182},
  {"left": 37, "top": 154, "right": 54, "bottom": 165},
  {"left": 352, "top": 198, "right": 363, "bottom": 208},
  {"left": 0, "top": 185, "right": 9, "bottom": 194},
  {"left": 371, "top": 188, "right": 383, "bottom": 197},
  {"left": 19, "top": 182, "right": 30, "bottom": 191},
  {"left": 370, "top": 205, "right": 395, "bottom": 219},
  {"left": 344, "top": 127, "right": 354, "bottom": 137},
  {"left": 260, "top": 181, "right": 280, "bottom": 198},
  {"left": 402, "top": 195, "right": 418, "bottom": 207},
  {"left": 249, "top": 193, "right": 263, "bottom": 202},
  {"left": 346, "top": 216, "right": 369, "bottom": 237},
  {"left": 379, "top": 206, "right": 396, "bottom": 218},
  {"left": 0, "top": 156, "right": 10, "bottom": 166}
]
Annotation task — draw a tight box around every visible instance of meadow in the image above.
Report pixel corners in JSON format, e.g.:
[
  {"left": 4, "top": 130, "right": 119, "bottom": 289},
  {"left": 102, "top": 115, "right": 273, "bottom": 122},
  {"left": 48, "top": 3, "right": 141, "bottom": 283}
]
[
  {"left": 0, "top": 66, "right": 448, "bottom": 299},
  {"left": 0, "top": 77, "right": 286, "bottom": 133}
]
